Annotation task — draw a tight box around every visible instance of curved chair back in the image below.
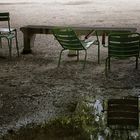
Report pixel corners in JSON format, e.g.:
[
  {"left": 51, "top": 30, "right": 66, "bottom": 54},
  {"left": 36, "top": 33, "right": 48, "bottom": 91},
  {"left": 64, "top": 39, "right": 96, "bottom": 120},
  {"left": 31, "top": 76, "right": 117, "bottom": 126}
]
[
  {"left": 107, "top": 96, "right": 139, "bottom": 130},
  {"left": 105, "top": 33, "right": 140, "bottom": 76},
  {"left": 0, "top": 12, "right": 10, "bottom": 32},
  {"left": 52, "top": 28, "right": 85, "bottom": 50},
  {"left": 108, "top": 33, "right": 140, "bottom": 58}
]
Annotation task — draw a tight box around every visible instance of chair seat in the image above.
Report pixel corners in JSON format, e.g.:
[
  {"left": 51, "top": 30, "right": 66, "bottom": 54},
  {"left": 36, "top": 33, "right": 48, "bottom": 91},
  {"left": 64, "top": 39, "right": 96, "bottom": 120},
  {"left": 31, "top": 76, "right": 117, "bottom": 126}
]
[
  {"left": 0, "top": 33, "right": 15, "bottom": 39},
  {"left": 81, "top": 40, "right": 98, "bottom": 49},
  {"left": 0, "top": 27, "right": 16, "bottom": 33}
]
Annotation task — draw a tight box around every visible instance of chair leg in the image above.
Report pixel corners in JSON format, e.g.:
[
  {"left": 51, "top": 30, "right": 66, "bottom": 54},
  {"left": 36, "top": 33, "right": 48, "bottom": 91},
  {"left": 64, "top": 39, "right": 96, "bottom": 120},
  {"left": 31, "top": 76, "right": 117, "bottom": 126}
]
[
  {"left": 105, "top": 57, "right": 109, "bottom": 77},
  {"left": 58, "top": 49, "right": 64, "bottom": 67},
  {"left": 108, "top": 57, "right": 111, "bottom": 71},
  {"left": 98, "top": 43, "right": 100, "bottom": 64},
  {"left": 15, "top": 30, "right": 19, "bottom": 57},
  {"left": 96, "top": 31, "right": 100, "bottom": 64},
  {"left": 105, "top": 57, "right": 112, "bottom": 77},
  {"left": 77, "top": 50, "right": 79, "bottom": 61},
  {"left": 8, "top": 39, "right": 12, "bottom": 58},
  {"left": 136, "top": 57, "right": 138, "bottom": 69},
  {"left": 0, "top": 32, "right": 2, "bottom": 48},
  {"left": 0, "top": 37, "right": 2, "bottom": 48},
  {"left": 83, "top": 50, "right": 87, "bottom": 69}
]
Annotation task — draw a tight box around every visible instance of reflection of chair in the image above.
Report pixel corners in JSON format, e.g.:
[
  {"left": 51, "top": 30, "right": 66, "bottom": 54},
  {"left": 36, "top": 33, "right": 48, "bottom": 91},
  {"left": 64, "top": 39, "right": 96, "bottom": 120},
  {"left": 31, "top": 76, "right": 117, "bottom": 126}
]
[
  {"left": 105, "top": 33, "right": 140, "bottom": 76},
  {"left": 107, "top": 97, "right": 139, "bottom": 130},
  {"left": 52, "top": 28, "right": 99, "bottom": 68},
  {"left": 0, "top": 12, "right": 19, "bottom": 57}
]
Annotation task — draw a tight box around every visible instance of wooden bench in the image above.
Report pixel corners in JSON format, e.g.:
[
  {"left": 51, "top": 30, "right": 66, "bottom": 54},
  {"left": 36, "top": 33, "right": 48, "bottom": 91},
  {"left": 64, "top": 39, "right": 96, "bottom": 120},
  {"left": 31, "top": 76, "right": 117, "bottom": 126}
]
[{"left": 20, "top": 25, "right": 137, "bottom": 54}]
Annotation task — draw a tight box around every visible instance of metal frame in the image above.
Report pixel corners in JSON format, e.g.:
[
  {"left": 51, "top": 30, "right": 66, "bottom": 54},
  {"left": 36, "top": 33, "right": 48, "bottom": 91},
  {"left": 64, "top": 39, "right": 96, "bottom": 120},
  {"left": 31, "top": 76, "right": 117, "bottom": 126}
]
[
  {"left": 105, "top": 33, "right": 140, "bottom": 77},
  {"left": 0, "top": 12, "right": 19, "bottom": 58}
]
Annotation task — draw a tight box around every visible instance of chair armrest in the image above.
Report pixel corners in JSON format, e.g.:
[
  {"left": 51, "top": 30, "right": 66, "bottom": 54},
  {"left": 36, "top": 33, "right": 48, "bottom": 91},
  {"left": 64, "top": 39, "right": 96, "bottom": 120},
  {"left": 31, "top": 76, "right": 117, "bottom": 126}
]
[{"left": 84, "top": 30, "right": 96, "bottom": 40}]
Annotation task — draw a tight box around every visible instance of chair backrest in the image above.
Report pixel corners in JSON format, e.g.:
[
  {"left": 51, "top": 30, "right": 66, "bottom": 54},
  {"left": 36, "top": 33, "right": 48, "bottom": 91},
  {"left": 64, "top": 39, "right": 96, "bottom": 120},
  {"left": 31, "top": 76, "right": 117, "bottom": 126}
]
[
  {"left": 107, "top": 96, "right": 139, "bottom": 130},
  {"left": 0, "top": 12, "right": 11, "bottom": 32},
  {"left": 52, "top": 28, "right": 85, "bottom": 50},
  {"left": 108, "top": 33, "right": 140, "bottom": 58}
]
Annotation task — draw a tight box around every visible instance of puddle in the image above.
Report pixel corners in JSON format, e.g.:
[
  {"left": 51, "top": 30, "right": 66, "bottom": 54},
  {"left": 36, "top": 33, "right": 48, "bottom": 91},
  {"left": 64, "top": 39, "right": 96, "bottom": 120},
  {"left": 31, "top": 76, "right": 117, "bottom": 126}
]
[{"left": 1, "top": 95, "right": 139, "bottom": 140}]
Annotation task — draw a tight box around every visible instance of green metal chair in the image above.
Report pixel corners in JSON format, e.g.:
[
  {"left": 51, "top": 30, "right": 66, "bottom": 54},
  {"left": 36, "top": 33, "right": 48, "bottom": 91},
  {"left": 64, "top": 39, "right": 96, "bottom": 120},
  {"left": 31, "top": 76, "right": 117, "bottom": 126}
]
[
  {"left": 107, "top": 96, "right": 139, "bottom": 130},
  {"left": 0, "top": 12, "right": 19, "bottom": 58},
  {"left": 105, "top": 96, "right": 139, "bottom": 139},
  {"left": 105, "top": 33, "right": 140, "bottom": 76},
  {"left": 52, "top": 28, "right": 100, "bottom": 68}
]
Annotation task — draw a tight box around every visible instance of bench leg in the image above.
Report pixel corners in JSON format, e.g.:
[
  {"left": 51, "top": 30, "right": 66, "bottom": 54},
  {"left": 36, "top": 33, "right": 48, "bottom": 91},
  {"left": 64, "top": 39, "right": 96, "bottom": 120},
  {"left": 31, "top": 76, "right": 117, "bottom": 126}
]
[{"left": 22, "top": 33, "right": 36, "bottom": 54}]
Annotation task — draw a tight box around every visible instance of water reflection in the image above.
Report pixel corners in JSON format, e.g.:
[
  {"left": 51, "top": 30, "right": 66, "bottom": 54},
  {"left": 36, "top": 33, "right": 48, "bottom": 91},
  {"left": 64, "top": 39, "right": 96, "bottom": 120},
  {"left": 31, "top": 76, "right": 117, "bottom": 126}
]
[
  {"left": 1, "top": 95, "right": 140, "bottom": 140},
  {"left": 85, "top": 96, "right": 140, "bottom": 140},
  {"left": 72, "top": 95, "right": 139, "bottom": 140}
]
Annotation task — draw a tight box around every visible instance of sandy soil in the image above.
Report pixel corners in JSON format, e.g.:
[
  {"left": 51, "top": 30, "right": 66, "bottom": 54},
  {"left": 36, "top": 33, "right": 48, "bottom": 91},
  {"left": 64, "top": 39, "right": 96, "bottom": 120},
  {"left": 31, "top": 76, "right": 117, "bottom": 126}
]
[{"left": 0, "top": 0, "right": 140, "bottom": 136}]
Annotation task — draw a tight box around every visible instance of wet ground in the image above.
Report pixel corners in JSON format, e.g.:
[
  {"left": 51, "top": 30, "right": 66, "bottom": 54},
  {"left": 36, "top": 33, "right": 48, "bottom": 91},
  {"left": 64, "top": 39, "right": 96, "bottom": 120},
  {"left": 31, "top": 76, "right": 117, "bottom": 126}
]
[{"left": 1, "top": 95, "right": 140, "bottom": 140}]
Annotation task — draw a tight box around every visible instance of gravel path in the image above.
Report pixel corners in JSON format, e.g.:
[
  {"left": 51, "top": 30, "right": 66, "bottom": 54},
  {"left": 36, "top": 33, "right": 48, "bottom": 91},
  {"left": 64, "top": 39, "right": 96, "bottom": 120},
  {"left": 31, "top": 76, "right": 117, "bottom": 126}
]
[{"left": 0, "top": 0, "right": 140, "bottom": 136}]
